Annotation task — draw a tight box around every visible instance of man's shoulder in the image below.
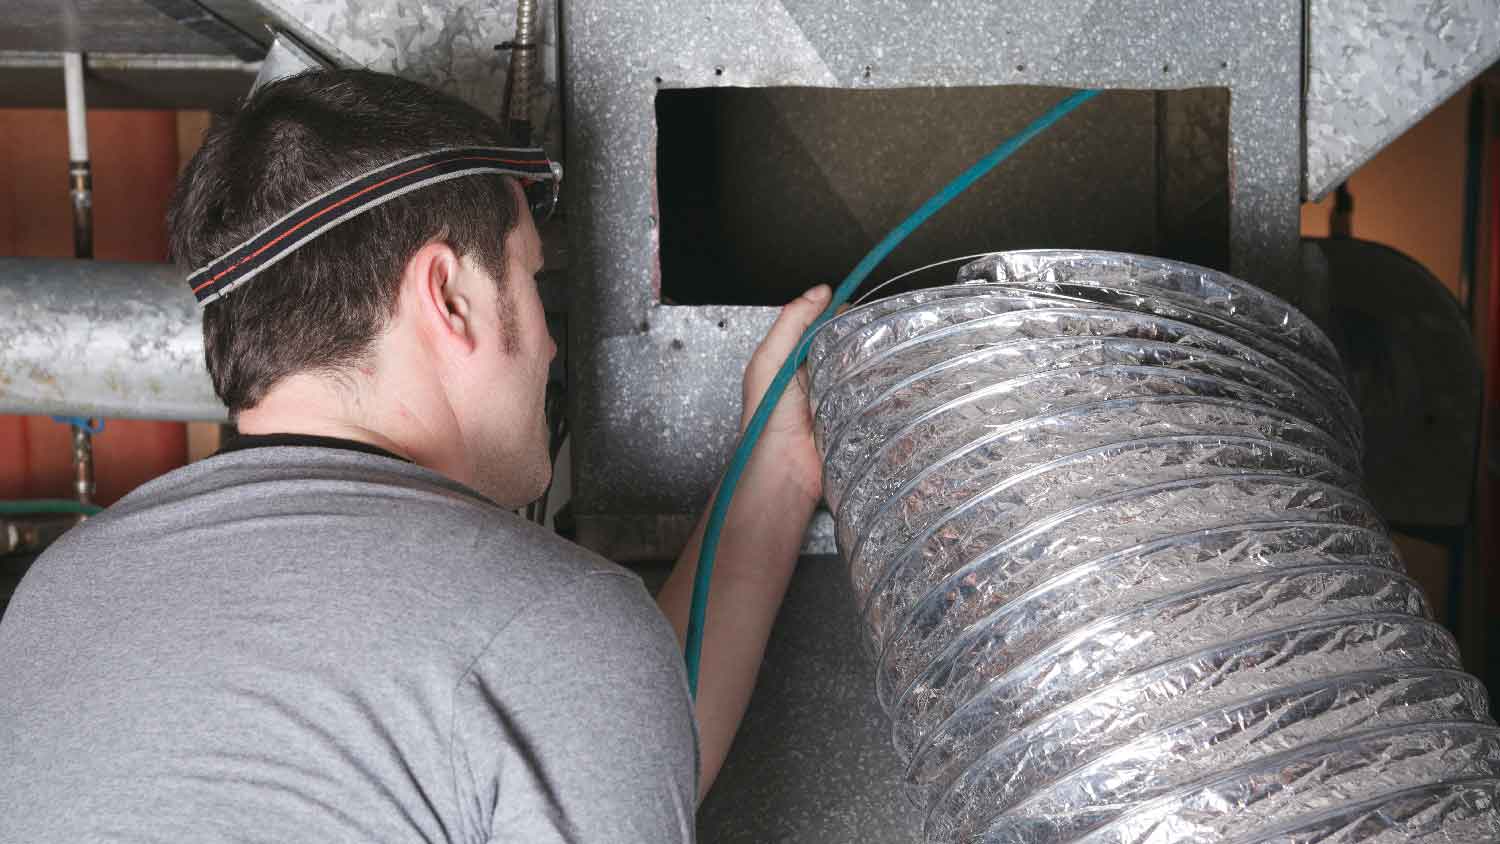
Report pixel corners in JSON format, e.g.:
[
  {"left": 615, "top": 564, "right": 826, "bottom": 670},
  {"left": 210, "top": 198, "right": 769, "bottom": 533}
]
[{"left": 45, "top": 447, "right": 632, "bottom": 615}]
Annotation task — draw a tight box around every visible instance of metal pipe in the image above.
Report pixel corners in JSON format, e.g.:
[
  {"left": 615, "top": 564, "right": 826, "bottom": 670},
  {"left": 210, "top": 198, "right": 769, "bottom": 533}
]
[
  {"left": 63, "top": 52, "right": 87, "bottom": 165},
  {"left": 63, "top": 52, "right": 92, "bottom": 260},
  {"left": 502, "top": 0, "right": 539, "bottom": 143},
  {"left": 0, "top": 259, "right": 224, "bottom": 421},
  {"left": 70, "top": 425, "right": 95, "bottom": 507},
  {"left": 67, "top": 164, "right": 92, "bottom": 261}
]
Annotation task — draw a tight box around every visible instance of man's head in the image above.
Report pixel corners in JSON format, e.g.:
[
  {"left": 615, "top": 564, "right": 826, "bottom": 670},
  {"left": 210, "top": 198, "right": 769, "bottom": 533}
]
[{"left": 170, "top": 69, "right": 556, "bottom": 506}]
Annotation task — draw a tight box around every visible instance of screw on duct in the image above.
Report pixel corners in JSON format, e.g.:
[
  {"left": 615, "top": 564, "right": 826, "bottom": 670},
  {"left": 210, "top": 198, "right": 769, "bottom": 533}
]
[{"left": 806, "top": 250, "right": 1500, "bottom": 844}]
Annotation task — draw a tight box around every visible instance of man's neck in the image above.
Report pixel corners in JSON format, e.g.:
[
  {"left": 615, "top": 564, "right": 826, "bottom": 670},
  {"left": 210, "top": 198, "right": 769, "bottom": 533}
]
[
  {"left": 235, "top": 368, "right": 477, "bottom": 492},
  {"left": 235, "top": 375, "right": 418, "bottom": 463}
]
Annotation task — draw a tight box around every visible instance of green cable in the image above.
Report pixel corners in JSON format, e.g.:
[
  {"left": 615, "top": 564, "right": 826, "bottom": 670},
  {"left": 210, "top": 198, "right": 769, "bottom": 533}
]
[
  {"left": 684, "top": 89, "right": 1101, "bottom": 696},
  {"left": 0, "top": 499, "right": 102, "bottom": 517}
]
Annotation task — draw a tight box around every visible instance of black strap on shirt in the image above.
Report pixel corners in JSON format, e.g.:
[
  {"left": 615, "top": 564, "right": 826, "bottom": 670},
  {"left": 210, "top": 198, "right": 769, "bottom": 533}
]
[{"left": 216, "top": 433, "right": 410, "bottom": 464}]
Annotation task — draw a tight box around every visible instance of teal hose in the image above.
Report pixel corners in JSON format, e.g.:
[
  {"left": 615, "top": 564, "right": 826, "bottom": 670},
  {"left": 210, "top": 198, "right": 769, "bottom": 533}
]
[
  {"left": 684, "top": 88, "right": 1101, "bottom": 696},
  {"left": 0, "top": 499, "right": 102, "bottom": 516}
]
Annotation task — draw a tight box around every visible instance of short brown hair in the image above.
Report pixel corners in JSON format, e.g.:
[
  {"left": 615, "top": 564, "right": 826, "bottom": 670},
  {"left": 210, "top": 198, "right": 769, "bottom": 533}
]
[{"left": 168, "top": 69, "right": 519, "bottom": 414}]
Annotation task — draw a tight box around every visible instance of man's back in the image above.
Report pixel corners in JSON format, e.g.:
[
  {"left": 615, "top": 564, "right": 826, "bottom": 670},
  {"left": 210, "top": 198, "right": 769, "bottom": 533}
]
[{"left": 0, "top": 444, "right": 696, "bottom": 843}]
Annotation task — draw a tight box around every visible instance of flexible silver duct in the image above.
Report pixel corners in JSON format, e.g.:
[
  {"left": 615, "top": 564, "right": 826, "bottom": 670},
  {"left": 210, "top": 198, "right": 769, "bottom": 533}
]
[{"left": 807, "top": 251, "right": 1499, "bottom": 843}]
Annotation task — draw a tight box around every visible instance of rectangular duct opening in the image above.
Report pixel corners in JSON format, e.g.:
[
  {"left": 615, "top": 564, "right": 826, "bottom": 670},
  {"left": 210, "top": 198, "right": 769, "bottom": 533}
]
[{"left": 655, "top": 86, "right": 1229, "bottom": 306}]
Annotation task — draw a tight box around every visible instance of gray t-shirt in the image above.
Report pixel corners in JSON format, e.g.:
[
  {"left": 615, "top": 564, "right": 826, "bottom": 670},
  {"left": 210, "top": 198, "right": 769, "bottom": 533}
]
[{"left": 0, "top": 445, "right": 697, "bottom": 843}]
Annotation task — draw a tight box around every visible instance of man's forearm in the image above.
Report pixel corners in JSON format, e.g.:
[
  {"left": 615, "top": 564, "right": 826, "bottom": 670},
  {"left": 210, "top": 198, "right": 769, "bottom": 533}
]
[{"left": 657, "top": 444, "right": 819, "bottom": 799}]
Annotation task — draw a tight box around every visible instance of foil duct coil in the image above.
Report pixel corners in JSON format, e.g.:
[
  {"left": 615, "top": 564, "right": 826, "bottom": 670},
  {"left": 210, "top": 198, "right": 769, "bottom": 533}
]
[{"left": 806, "top": 250, "right": 1500, "bottom": 843}]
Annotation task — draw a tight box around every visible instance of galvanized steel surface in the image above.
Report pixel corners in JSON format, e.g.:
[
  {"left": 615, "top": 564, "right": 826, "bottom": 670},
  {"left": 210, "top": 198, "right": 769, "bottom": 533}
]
[
  {"left": 575, "top": 305, "right": 778, "bottom": 516},
  {"left": 255, "top": 0, "right": 558, "bottom": 122},
  {"left": 251, "top": 31, "right": 328, "bottom": 95},
  {"left": 0, "top": 259, "right": 224, "bottom": 421},
  {"left": 1306, "top": 0, "right": 1500, "bottom": 199},
  {"left": 695, "top": 554, "right": 920, "bottom": 843},
  {"left": 564, "top": 0, "right": 1303, "bottom": 559}
]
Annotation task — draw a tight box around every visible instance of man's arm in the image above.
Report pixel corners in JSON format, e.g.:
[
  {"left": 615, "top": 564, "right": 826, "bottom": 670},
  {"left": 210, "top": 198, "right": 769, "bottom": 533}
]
[{"left": 656, "top": 285, "right": 831, "bottom": 798}]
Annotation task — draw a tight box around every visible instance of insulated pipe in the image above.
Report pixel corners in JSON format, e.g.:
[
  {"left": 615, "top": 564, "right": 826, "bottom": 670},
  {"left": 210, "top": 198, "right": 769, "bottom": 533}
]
[
  {"left": 0, "top": 259, "right": 224, "bottom": 421},
  {"left": 62, "top": 52, "right": 88, "bottom": 166},
  {"left": 808, "top": 251, "right": 1500, "bottom": 843},
  {"left": 63, "top": 52, "right": 92, "bottom": 260}
]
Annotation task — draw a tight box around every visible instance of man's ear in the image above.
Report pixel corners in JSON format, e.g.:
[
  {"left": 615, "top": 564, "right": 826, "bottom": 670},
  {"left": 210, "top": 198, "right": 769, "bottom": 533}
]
[{"left": 402, "top": 241, "right": 477, "bottom": 353}]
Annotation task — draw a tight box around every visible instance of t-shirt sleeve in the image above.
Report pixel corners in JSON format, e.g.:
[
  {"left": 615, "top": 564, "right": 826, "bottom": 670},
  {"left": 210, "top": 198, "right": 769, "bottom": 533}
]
[{"left": 450, "top": 570, "right": 699, "bottom": 844}]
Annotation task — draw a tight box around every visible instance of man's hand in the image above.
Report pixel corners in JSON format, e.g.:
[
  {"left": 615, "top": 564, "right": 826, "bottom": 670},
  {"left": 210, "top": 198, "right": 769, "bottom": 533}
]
[{"left": 740, "top": 284, "right": 831, "bottom": 506}]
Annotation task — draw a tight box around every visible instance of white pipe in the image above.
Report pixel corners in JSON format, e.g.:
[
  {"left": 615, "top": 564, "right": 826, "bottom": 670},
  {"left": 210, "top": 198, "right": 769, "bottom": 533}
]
[{"left": 63, "top": 52, "right": 88, "bottom": 163}]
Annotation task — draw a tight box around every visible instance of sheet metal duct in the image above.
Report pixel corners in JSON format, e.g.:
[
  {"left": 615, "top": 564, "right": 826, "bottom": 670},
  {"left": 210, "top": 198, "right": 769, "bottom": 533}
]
[
  {"left": 564, "top": 0, "right": 1302, "bottom": 560},
  {"left": 0, "top": 258, "right": 224, "bottom": 421},
  {"left": 251, "top": 0, "right": 558, "bottom": 125},
  {"left": 1305, "top": 0, "right": 1500, "bottom": 199}
]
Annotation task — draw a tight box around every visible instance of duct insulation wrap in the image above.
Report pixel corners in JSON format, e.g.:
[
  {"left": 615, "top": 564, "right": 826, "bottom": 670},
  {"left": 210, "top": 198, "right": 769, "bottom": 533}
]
[{"left": 805, "top": 250, "right": 1500, "bottom": 844}]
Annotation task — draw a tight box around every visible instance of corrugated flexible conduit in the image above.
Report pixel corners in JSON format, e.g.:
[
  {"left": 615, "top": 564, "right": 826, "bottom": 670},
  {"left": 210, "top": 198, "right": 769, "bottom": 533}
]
[{"left": 806, "top": 251, "right": 1500, "bottom": 843}]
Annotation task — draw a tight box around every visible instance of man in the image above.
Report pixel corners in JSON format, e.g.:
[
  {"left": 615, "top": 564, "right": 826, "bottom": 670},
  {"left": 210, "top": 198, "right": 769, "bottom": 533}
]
[{"left": 0, "top": 70, "right": 827, "bottom": 842}]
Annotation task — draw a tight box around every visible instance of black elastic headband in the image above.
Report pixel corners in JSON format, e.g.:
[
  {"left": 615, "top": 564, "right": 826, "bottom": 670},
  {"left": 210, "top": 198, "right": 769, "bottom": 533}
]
[{"left": 188, "top": 146, "right": 556, "bottom": 306}]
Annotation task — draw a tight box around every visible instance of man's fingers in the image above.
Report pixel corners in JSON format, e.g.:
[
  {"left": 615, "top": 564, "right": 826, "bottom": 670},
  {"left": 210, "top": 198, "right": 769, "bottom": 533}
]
[
  {"left": 760, "top": 285, "right": 831, "bottom": 361},
  {"left": 796, "top": 283, "right": 832, "bottom": 316},
  {"left": 743, "top": 285, "right": 831, "bottom": 432},
  {"left": 802, "top": 283, "right": 833, "bottom": 305}
]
